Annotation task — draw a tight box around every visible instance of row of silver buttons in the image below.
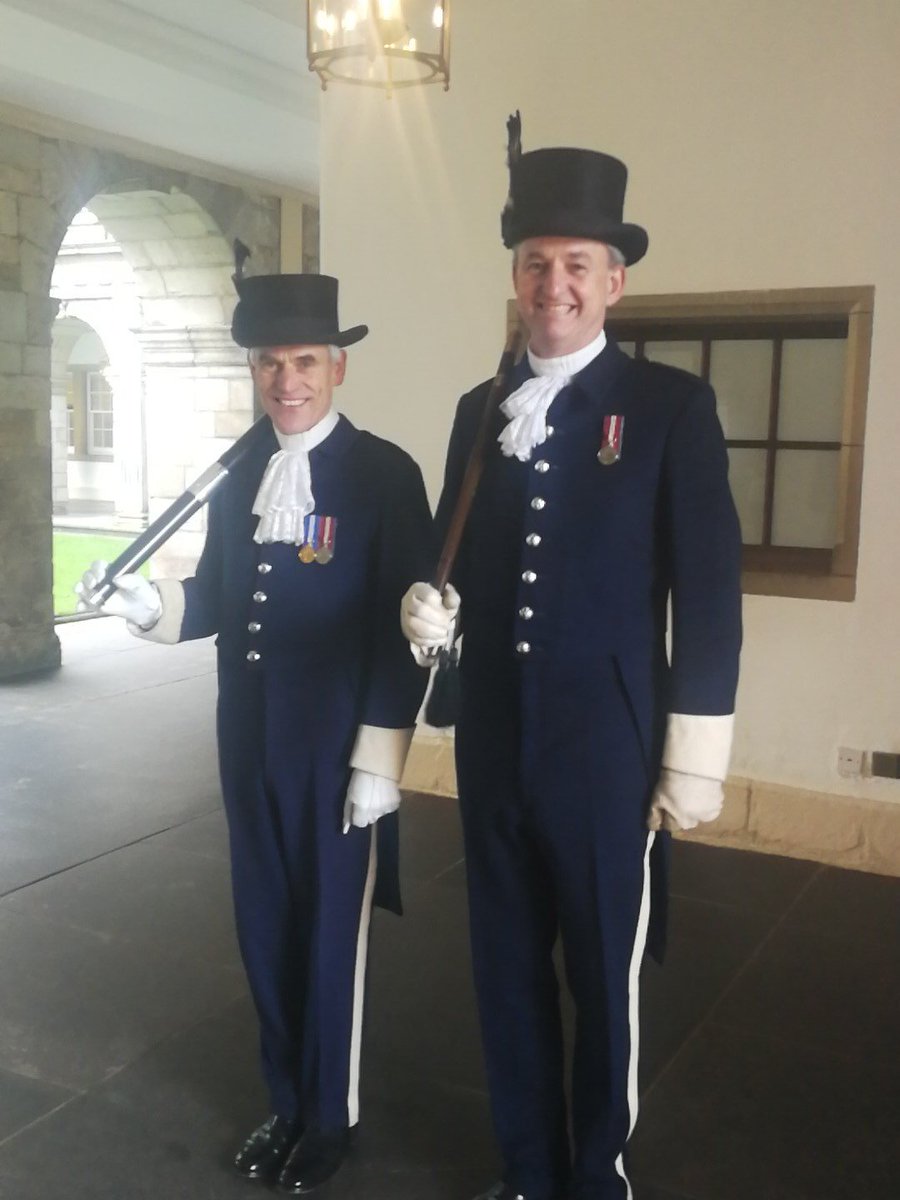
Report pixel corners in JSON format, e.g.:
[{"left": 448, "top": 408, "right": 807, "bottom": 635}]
[
  {"left": 518, "top": 481, "right": 547, "bottom": 654},
  {"left": 248, "top": 562, "right": 272, "bottom": 661},
  {"left": 517, "top": 435, "right": 553, "bottom": 658}
]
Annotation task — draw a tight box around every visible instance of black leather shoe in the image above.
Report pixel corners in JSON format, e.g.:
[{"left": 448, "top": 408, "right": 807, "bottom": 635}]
[
  {"left": 472, "top": 1185, "right": 527, "bottom": 1200},
  {"left": 234, "top": 1114, "right": 303, "bottom": 1181},
  {"left": 276, "top": 1126, "right": 352, "bottom": 1194}
]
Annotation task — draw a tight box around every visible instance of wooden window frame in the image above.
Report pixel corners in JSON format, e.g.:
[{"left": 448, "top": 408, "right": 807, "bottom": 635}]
[{"left": 604, "top": 286, "right": 874, "bottom": 602}]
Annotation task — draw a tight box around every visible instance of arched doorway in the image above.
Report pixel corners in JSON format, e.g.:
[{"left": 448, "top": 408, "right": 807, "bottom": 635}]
[{"left": 0, "top": 118, "right": 289, "bottom": 677}]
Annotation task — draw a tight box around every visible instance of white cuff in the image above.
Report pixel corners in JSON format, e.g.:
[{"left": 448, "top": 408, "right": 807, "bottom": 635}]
[
  {"left": 662, "top": 712, "right": 734, "bottom": 782},
  {"left": 350, "top": 724, "right": 415, "bottom": 783},
  {"left": 128, "top": 578, "right": 185, "bottom": 644}
]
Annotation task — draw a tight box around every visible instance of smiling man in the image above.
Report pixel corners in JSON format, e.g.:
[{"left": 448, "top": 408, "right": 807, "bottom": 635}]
[
  {"left": 402, "top": 116, "right": 743, "bottom": 1200},
  {"left": 250, "top": 343, "right": 346, "bottom": 435},
  {"left": 512, "top": 237, "right": 625, "bottom": 359},
  {"left": 79, "top": 261, "right": 432, "bottom": 1194}
]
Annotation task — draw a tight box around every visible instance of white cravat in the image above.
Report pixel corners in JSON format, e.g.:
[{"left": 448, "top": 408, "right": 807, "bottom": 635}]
[
  {"left": 252, "top": 409, "right": 340, "bottom": 544},
  {"left": 498, "top": 330, "right": 607, "bottom": 461}
]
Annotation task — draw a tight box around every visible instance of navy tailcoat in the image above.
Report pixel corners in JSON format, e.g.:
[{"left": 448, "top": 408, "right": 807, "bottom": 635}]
[
  {"left": 434, "top": 338, "right": 742, "bottom": 1199},
  {"left": 176, "top": 414, "right": 432, "bottom": 1128}
]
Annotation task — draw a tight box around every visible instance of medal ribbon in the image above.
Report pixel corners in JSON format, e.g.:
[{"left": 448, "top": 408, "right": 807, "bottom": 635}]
[{"left": 601, "top": 414, "right": 624, "bottom": 460}]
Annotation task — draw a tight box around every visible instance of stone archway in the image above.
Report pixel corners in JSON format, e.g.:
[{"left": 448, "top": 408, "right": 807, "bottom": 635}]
[
  {"left": 50, "top": 192, "right": 263, "bottom": 575},
  {"left": 0, "top": 118, "right": 283, "bottom": 678}
]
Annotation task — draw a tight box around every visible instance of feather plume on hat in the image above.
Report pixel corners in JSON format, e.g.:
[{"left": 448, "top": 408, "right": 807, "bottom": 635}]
[
  {"left": 232, "top": 238, "right": 251, "bottom": 290},
  {"left": 500, "top": 109, "right": 522, "bottom": 246}
]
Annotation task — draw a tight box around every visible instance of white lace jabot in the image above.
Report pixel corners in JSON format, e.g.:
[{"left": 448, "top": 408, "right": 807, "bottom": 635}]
[
  {"left": 498, "top": 330, "right": 607, "bottom": 462},
  {"left": 252, "top": 409, "right": 340, "bottom": 544}
]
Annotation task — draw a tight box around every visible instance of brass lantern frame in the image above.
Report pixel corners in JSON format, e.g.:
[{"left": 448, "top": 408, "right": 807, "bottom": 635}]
[{"left": 306, "top": 1, "right": 451, "bottom": 95}]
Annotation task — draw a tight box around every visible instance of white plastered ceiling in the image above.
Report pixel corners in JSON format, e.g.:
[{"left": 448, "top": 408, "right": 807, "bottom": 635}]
[{"left": 0, "top": 0, "right": 320, "bottom": 193}]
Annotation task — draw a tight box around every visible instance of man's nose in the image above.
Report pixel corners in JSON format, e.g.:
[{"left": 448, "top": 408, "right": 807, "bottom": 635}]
[
  {"left": 542, "top": 261, "right": 566, "bottom": 295},
  {"left": 276, "top": 362, "right": 301, "bottom": 386}
]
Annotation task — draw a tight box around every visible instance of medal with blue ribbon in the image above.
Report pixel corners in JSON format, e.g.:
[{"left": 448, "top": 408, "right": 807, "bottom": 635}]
[{"left": 298, "top": 514, "right": 337, "bottom": 564}]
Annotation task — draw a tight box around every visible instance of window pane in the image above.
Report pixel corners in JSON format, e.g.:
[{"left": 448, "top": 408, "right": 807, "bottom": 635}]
[
  {"left": 727, "top": 447, "right": 767, "bottom": 545},
  {"left": 709, "top": 339, "right": 772, "bottom": 440},
  {"left": 87, "top": 372, "right": 113, "bottom": 453},
  {"left": 644, "top": 340, "right": 703, "bottom": 375},
  {"left": 778, "top": 338, "right": 845, "bottom": 442},
  {"left": 772, "top": 449, "right": 839, "bottom": 548}
]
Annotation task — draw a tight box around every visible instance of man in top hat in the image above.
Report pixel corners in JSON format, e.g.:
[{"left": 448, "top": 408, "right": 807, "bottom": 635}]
[
  {"left": 79, "top": 257, "right": 432, "bottom": 1193},
  {"left": 401, "top": 114, "right": 742, "bottom": 1200}
]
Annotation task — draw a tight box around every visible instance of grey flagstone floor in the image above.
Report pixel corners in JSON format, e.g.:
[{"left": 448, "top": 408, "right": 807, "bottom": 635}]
[{"left": 0, "top": 619, "right": 897, "bottom": 1200}]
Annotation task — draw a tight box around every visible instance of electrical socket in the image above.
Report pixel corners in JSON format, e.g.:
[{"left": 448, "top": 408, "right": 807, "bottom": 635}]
[
  {"left": 871, "top": 751, "right": 900, "bottom": 779},
  {"left": 837, "top": 747, "right": 864, "bottom": 777}
]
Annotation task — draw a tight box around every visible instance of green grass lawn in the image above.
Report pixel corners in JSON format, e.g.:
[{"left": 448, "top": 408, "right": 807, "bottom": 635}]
[{"left": 52, "top": 531, "right": 148, "bottom": 616}]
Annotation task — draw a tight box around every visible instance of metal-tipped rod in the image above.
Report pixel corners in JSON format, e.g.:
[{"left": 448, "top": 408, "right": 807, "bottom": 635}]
[{"left": 85, "top": 416, "right": 270, "bottom": 608}]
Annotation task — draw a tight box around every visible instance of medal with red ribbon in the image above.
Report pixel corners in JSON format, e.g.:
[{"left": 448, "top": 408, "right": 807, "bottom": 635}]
[{"left": 598, "top": 414, "right": 624, "bottom": 465}]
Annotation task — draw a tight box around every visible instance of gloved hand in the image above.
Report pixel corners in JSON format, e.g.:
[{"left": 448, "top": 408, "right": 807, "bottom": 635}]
[
  {"left": 648, "top": 768, "right": 724, "bottom": 833},
  {"left": 342, "top": 768, "right": 401, "bottom": 834},
  {"left": 400, "top": 582, "right": 460, "bottom": 667},
  {"left": 75, "top": 560, "right": 162, "bottom": 630}
]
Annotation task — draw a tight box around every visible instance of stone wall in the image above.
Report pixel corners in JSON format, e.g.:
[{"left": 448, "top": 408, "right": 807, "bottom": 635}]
[
  {"left": 0, "top": 116, "right": 287, "bottom": 679},
  {"left": 402, "top": 735, "right": 900, "bottom": 877}
]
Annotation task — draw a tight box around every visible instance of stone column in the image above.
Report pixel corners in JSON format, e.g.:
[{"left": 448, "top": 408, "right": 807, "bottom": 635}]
[
  {"left": 0, "top": 122, "right": 63, "bottom": 678},
  {"left": 104, "top": 350, "right": 146, "bottom": 526},
  {"left": 0, "top": 289, "right": 61, "bottom": 678}
]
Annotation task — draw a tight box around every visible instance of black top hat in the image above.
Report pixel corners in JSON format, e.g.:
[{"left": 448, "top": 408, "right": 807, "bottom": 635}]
[
  {"left": 230, "top": 244, "right": 367, "bottom": 349},
  {"left": 500, "top": 113, "right": 648, "bottom": 265}
]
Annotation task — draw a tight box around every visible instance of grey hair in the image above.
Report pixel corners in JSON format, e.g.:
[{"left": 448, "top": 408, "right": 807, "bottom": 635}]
[
  {"left": 512, "top": 242, "right": 626, "bottom": 269},
  {"left": 248, "top": 345, "right": 342, "bottom": 364}
]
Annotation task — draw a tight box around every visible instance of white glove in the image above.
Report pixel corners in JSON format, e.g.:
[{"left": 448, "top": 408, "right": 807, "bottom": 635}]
[
  {"left": 400, "top": 582, "right": 460, "bottom": 666},
  {"left": 75, "top": 560, "right": 162, "bottom": 630},
  {"left": 342, "top": 769, "right": 401, "bottom": 834},
  {"left": 648, "top": 768, "right": 724, "bottom": 833}
]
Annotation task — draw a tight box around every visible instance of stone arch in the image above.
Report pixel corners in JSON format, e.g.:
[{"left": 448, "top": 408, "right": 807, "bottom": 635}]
[{"left": 0, "top": 117, "right": 281, "bottom": 678}]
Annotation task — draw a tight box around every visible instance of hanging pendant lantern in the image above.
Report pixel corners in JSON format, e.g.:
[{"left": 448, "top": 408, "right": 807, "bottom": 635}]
[{"left": 306, "top": 1, "right": 451, "bottom": 96}]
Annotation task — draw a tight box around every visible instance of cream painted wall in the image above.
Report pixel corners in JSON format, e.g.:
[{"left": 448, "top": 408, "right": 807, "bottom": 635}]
[{"left": 320, "top": 0, "right": 900, "bottom": 806}]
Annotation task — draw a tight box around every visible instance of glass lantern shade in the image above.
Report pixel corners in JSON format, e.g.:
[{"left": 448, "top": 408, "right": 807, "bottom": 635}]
[{"left": 306, "top": 1, "right": 451, "bottom": 95}]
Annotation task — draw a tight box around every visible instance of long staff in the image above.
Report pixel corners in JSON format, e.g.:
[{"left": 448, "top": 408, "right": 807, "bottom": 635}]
[
  {"left": 85, "top": 416, "right": 271, "bottom": 608},
  {"left": 424, "top": 325, "right": 523, "bottom": 726}
]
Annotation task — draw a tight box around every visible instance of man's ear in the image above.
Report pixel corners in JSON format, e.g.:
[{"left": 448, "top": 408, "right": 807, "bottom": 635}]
[
  {"left": 607, "top": 264, "right": 627, "bottom": 309},
  {"left": 333, "top": 349, "right": 348, "bottom": 386}
]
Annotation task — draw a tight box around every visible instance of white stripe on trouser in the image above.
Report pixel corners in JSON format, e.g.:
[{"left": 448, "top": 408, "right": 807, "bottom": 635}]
[
  {"left": 614, "top": 830, "right": 656, "bottom": 1199},
  {"left": 346, "top": 830, "right": 378, "bottom": 1126}
]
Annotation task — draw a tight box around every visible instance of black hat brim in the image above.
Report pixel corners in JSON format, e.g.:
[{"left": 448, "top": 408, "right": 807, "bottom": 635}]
[
  {"left": 232, "top": 315, "right": 368, "bottom": 350},
  {"left": 507, "top": 212, "right": 648, "bottom": 265}
]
